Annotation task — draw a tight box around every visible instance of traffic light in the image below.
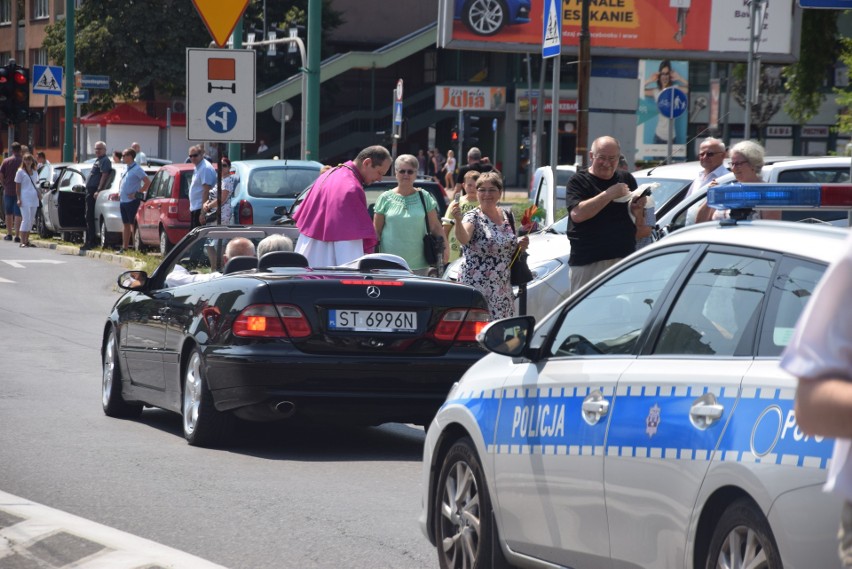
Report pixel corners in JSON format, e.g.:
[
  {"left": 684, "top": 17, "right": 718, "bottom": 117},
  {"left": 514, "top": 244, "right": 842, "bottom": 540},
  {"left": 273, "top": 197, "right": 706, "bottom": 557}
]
[
  {"left": 450, "top": 126, "right": 459, "bottom": 142},
  {"left": 9, "top": 65, "right": 30, "bottom": 122},
  {"left": 0, "top": 63, "right": 30, "bottom": 123},
  {"left": 0, "top": 64, "right": 11, "bottom": 120},
  {"left": 464, "top": 114, "right": 480, "bottom": 145}
]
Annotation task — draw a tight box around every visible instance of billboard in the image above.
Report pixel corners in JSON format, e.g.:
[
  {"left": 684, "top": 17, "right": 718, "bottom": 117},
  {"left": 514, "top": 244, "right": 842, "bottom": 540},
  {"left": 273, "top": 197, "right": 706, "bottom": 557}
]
[
  {"left": 636, "top": 59, "right": 688, "bottom": 160},
  {"left": 439, "top": 0, "right": 798, "bottom": 62},
  {"left": 435, "top": 86, "right": 508, "bottom": 111}
]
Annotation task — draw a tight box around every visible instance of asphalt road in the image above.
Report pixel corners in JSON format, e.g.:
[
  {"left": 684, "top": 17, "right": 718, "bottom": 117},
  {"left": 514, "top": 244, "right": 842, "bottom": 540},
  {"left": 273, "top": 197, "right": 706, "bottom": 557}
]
[{"left": 0, "top": 242, "right": 436, "bottom": 569}]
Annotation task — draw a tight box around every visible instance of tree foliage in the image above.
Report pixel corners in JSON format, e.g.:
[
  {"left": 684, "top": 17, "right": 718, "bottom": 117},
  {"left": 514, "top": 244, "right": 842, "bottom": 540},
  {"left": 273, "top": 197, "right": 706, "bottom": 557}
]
[
  {"left": 42, "top": 0, "right": 211, "bottom": 109},
  {"left": 731, "top": 64, "right": 785, "bottom": 142},
  {"left": 41, "top": 0, "right": 344, "bottom": 108},
  {"left": 835, "top": 37, "right": 852, "bottom": 135},
  {"left": 782, "top": 10, "right": 839, "bottom": 124}
]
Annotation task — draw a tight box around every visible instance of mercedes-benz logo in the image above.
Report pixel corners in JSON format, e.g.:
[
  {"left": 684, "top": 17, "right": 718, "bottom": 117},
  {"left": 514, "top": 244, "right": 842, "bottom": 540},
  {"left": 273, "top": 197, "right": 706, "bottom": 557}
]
[{"left": 366, "top": 286, "right": 381, "bottom": 298}]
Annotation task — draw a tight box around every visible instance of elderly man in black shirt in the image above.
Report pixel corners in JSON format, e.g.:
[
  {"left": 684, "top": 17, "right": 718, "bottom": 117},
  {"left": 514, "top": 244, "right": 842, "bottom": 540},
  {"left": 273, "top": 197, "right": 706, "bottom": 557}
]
[{"left": 565, "top": 136, "right": 649, "bottom": 292}]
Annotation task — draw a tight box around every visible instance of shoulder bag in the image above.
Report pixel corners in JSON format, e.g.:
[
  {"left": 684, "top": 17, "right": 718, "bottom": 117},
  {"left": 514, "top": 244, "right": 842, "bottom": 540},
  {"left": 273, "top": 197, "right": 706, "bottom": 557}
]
[
  {"left": 417, "top": 190, "right": 443, "bottom": 266},
  {"left": 505, "top": 209, "right": 534, "bottom": 286}
]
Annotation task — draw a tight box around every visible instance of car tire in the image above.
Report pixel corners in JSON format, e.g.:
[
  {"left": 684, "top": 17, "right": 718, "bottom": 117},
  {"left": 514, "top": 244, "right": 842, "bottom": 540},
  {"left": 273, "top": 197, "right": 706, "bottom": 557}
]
[
  {"left": 159, "top": 227, "right": 173, "bottom": 256},
  {"left": 463, "top": 0, "right": 506, "bottom": 36},
  {"left": 435, "top": 437, "right": 510, "bottom": 569},
  {"left": 132, "top": 225, "right": 145, "bottom": 252},
  {"left": 102, "top": 328, "right": 143, "bottom": 418},
  {"left": 36, "top": 208, "right": 52, "bottom": 238},
  {"left": 99, "top": 218, "right": 111, "bottom": 248},
  {"left": 181, "top": 347, "right": 234, "bottom": 447},
  {"left": 705, "top": 498, "right": 782, "bottom": 569}
]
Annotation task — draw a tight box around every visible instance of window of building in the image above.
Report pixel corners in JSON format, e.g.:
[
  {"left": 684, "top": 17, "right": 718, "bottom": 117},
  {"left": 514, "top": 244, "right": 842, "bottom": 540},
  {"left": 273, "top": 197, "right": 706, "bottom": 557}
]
[
  {"left": 31, "top": 47, "right": 47, "bottom": 66},
  {"left": 33, "top": 0, "right": 48, "bottom": 19},
  {"left": 0, "top": 0, "right": 11, "bottom": 24}
]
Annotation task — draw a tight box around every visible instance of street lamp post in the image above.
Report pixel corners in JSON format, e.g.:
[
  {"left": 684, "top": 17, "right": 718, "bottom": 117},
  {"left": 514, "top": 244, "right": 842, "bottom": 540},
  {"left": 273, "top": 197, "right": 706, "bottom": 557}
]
[{"left": 244, "top": 36, "right": 308, "bottom": 160}]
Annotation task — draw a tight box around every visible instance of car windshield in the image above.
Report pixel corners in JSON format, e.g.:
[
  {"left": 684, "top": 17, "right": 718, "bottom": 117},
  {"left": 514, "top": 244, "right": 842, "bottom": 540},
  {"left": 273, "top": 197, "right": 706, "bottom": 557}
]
[
  {"left": 640, "top": 177, "right": 693, "bottom": 206},
  {"left": 247, "top": 167, "right": 321, "bottom": 199},
  {"left": 556, "top": 170, "right": 575, "bottom": 187}
]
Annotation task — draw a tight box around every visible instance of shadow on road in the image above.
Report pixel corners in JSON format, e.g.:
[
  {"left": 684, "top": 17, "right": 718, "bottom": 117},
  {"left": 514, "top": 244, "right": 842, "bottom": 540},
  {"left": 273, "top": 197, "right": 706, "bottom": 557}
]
[{"left": 134, "top": 408, "right": 427, "bottom": 462}]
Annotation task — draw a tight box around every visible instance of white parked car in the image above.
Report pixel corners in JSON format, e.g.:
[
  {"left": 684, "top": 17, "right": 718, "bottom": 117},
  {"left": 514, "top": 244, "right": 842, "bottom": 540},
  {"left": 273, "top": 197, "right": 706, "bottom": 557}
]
[
  {"left": 37, "top": 162, "right": 158, "bottom": 246},
  {"left": 658, "top": 156, "right": 852, "bottom": 234},
  {"left": 421, "top": 184, "right": 849, "bottom": 569}
]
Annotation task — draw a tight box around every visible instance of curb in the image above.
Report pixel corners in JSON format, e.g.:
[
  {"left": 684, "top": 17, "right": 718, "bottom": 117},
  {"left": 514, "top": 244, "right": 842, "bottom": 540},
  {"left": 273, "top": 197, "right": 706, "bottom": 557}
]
[{"left": 28, "top": 239, "right": 145, "bottom": 270}]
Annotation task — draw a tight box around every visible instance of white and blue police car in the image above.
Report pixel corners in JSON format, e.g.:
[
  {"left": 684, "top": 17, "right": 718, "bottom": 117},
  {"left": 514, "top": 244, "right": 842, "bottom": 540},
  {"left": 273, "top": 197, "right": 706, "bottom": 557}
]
[{"left": 421, "top": 183, "right": 852, "bottom": 569}]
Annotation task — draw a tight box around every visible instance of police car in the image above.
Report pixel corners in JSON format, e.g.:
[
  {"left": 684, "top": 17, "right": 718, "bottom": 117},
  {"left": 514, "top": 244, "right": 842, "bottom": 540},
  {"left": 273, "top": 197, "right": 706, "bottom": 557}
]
[{"left": 420, "top": 183, "right": 851, "bottom": 569}]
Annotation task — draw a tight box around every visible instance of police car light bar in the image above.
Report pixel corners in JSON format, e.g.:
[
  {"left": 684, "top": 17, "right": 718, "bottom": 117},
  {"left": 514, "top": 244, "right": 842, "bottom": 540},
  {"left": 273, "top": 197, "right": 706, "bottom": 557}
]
[{"left": 707, "top": 183, "right": 852, "bottom": 210}]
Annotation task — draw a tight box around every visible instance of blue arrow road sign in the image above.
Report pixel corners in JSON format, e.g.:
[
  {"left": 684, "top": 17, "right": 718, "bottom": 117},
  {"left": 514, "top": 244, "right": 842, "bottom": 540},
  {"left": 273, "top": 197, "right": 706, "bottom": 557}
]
[
  {"left": 657, "top": 87, "right": 688, "bottom": 119},
  {"left": 206, "top": 102, "right": 237, "bottom": 134},
  {"left": 33, "top": 65, "right": 63, "bottom": 96}
]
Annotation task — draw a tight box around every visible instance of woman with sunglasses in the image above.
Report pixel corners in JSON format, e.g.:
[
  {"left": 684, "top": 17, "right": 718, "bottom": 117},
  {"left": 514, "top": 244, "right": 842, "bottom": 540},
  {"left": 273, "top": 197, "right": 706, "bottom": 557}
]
[
  {"left": 200, "top": 156, "right": 234, "bottom": 225},
  {"left": 373, "top": 154, "right": 444, "bottom": 275},
  {"left": 450, "top": 171, "right": 529, "bottom": 319},
  {"left": 701, "top": 140, "right": 779, "bottom": 223},
  {"left": 14, "top": 153, "right": 40, "bottom": 248}
]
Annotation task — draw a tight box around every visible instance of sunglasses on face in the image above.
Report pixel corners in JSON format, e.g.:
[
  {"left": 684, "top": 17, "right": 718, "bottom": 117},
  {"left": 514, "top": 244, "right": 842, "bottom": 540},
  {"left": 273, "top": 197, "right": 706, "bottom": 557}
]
[{"left": 396, "top": 169, "right": 416, "bottom": 175}]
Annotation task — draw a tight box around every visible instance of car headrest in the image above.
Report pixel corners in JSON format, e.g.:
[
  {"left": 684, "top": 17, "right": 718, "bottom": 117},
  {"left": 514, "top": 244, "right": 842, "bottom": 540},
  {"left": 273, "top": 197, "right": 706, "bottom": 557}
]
[
  {"left": 222, "top": 256, "right": 257, "bottom": 274},
  {"left": 258, "top": 251, "right": 309, "bottom": 270}
]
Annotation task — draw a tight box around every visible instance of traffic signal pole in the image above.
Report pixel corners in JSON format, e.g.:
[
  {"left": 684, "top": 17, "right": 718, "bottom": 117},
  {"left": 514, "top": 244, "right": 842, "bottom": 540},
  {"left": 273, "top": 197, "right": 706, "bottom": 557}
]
[{"left": 62, "top": 0, "right": 75, "bottom": 161}]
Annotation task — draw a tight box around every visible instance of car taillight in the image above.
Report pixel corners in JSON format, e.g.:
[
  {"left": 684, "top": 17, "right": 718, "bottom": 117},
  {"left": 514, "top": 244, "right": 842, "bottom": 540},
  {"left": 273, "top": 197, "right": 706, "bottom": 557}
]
[
  {"left": 108, "top": 193, "right": 120, "bottom": 201},
  {"left": 167, "top": 199, "right": 178, "bottom": 217},
  {"left": 232, "top": 304, "right": 311, "bottom": 338},
  {"left": 238, "top": 200, "right": 253, "bottom": 225},
  {"left": 431, "top": 308, "right": 490, "bottom": 342}
]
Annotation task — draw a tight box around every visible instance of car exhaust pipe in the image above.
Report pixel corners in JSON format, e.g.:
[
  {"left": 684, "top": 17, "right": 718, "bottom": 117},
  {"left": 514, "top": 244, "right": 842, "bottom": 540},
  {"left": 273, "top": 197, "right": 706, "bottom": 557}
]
[{"left": 274, "top": 400, "right": 296, "bottom": 417}]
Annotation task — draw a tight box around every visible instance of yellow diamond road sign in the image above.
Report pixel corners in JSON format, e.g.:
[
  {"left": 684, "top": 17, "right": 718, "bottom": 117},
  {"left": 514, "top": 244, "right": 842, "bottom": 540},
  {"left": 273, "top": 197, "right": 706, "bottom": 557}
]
[{"left": 192, "top": 0, "right": 250, "bottom": 48}]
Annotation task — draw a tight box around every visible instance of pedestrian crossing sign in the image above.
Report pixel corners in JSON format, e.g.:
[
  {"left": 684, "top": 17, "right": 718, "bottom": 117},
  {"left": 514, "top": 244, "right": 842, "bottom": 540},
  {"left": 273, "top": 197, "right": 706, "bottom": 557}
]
[
  {"left": 32, "top": 65, "right": 63, "bottom": 96},
  {"left": 542, "top": 0, "right": 562, "bottom": 59}
]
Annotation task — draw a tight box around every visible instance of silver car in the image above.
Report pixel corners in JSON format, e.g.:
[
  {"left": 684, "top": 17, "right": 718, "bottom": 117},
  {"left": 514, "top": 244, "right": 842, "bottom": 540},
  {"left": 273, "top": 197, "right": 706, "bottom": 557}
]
[{"left": 422, "top": 185, "right": 849, "bottom": 569}]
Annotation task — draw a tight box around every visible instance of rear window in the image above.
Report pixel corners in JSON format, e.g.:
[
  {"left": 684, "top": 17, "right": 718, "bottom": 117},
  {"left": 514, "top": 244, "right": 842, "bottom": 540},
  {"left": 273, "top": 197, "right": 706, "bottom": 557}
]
[
  {"left": 179, "top": 171, "right": 193, "bottom": 199},
  {"left": 247, "top": 167, "right": 321, "bottom": 199}
]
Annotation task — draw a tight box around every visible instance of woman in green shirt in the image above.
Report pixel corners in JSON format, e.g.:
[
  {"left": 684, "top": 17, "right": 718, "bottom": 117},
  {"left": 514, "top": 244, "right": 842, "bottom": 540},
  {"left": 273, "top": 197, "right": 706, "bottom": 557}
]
[{"left": 373, "top": 154, "right": 445, "bottom": 275}]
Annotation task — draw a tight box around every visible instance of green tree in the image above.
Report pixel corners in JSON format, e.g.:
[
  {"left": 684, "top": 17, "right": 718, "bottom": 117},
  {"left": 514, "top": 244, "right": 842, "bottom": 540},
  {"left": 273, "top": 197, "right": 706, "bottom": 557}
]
[
  {"left": 783, "top": 10, "right": 840, "bottom": 124},
  {"left": 835, "top": 37, "right": 852, "bottom": 135},
  {"left": 731, "top": 64, "right": 785, "bottom": 143},
  {"left": 42, "top": 1, "right": 211, "bottom": 109}
]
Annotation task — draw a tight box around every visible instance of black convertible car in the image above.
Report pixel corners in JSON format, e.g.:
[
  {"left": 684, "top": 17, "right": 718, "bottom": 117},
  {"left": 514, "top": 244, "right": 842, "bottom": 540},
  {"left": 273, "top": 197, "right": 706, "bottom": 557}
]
[{"left": 102, "top": 226, "right": 490, "bottom": 446}]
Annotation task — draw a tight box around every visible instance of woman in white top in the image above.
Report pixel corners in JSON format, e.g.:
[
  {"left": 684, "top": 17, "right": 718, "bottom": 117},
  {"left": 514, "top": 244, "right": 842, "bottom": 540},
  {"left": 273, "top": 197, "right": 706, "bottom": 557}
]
[
  {"left": 15, "top": 153, "right": 40, "bottom": 248},
  {"left": 444, "top": 149, "right": 456, "bottom": 190}
]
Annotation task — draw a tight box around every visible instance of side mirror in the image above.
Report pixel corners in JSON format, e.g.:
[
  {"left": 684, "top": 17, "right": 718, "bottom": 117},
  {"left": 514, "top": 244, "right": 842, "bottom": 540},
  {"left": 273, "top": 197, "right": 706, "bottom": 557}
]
[
  {"left": 118, "top": 270, "right": 148, "bottom": 290},
  {"left": 272, "top": 205, "right": 287, "bottom": 216},
  {"left": 72, "top": 184, "right": 86, "bottom": 193},
  {"left": 477, "top": 316, "right": 536, "bottom": 358}
]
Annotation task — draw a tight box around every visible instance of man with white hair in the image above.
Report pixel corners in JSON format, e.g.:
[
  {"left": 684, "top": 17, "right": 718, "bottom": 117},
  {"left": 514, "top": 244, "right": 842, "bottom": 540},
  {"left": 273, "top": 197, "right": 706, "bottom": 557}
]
[
  {"left": 131, "top": 142, "right": 147, "bottom": 165},
  {"left": 686, "top": 137, "right": 728, "bottom": 224}
]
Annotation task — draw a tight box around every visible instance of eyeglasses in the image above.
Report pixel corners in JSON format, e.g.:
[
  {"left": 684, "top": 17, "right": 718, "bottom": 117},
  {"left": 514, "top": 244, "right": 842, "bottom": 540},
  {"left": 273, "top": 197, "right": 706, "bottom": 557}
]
[
  {"left": 729, "top": 160, "right": 749, "bottom": 168},
  {"left": 592, "top": 154, "right": 618, "bottom": 162},
  {"left": 476, "top": 188, "right": 500, "bottom": 194},
  {"left": 189, "top": 154, "right": 199, "bottom": 158},
  {"left": 699, "top": 151, "right": 720, "bottom": 158},
  {"left": 396, "top": 169, "right": 416, "bottom": 175}
]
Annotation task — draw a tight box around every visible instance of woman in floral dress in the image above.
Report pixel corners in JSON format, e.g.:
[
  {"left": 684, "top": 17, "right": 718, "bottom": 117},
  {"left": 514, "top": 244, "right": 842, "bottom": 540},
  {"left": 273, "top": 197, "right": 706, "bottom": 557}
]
[{"left": 449, "top": 171, "right": 529, "bottom": 319}]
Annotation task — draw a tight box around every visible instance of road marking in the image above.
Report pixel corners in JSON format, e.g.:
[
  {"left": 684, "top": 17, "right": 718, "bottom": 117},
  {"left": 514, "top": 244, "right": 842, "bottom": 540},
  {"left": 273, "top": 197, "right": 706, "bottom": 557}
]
[
  {"left": 0, "top": 490, "right": 227, "bottom": 568},
  {"left": 1, "top": 260, "right": 66, "bottom": 268}
]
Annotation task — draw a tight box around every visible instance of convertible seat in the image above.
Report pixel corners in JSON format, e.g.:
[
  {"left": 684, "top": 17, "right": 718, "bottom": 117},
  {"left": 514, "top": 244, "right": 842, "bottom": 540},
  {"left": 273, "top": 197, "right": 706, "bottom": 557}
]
[
  {"left": 258, "top": 251, "right": 310, "bottom": 270},
  {"left": 223, "top": 256, "right": 257, "bottom": 274}
]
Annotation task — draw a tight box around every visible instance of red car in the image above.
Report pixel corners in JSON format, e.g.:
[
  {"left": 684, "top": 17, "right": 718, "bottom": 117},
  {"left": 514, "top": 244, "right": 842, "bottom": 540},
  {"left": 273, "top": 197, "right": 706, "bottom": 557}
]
[{"left": 133, "top": 163, "right": 199, "bottom": 254}]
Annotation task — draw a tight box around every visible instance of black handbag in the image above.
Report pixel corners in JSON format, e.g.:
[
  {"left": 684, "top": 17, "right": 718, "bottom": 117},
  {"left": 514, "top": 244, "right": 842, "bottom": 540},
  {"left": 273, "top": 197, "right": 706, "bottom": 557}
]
[
  {"left": 505, "top": 209, "right": 533, "bottom": 286},
  {"left": 417, "top": 190, "right": 443, "bottom": 266}
]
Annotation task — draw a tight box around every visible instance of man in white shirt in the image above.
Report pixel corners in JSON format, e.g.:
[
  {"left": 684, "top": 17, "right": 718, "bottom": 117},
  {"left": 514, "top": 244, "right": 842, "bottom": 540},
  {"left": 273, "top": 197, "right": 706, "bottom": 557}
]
[
  {"left": 686, "top": 137, "right": 729, "bottom": 224},
  {"left": 781, "top": 231, "right": 852, "bottom": 567},
  {"left": 165, "top": 237, "right": 256, "bottom": 287},
  {"left": 131, "top": 142, "right": 147, "bottom": 165}
]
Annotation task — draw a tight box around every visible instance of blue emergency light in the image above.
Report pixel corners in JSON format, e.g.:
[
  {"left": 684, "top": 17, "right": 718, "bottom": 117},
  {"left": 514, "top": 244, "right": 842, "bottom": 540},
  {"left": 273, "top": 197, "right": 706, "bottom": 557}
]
[{"left": 708, "top": 183, "right": 852, "bottom": 210}]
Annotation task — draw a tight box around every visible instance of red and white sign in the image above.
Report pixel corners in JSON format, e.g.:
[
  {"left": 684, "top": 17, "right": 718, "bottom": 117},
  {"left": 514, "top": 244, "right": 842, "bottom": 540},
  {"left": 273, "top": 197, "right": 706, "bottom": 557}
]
[{"left": 435, "top": 86, "right": 507, "bottom": 111}]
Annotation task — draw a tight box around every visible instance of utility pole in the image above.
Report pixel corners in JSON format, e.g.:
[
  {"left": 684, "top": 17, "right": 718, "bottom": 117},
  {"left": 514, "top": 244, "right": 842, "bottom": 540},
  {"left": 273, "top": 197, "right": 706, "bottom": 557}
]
[
  {"left": 576, "top": 0, "right": 591, "bottom": 168},
  {"left": 62, "top": 0, "right": 74, "bottom": 161},
  {"left": 306, "top": 0, "right": 321, "bottom": 161},
  {"left": 744, "top": 0, "right": 766, "bottom": 140}
]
